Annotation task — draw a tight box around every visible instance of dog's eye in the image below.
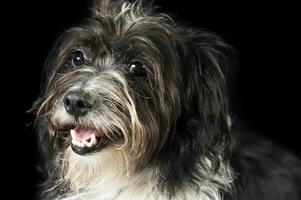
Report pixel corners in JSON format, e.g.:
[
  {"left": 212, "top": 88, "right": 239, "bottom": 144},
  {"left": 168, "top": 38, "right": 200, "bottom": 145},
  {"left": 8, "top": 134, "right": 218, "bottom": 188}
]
[
  {"left": 130, "top": 62, "right": 146, "bottom": 77},
  {"left": 72, "top": 51, "right": 86, "bottom": 67}
]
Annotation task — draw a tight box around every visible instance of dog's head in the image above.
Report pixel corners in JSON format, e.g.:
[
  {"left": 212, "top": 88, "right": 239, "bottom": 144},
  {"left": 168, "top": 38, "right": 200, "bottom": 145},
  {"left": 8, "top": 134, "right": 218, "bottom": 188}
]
[{"left": 33, "top": 0, "right": 234, "bottom": 189}]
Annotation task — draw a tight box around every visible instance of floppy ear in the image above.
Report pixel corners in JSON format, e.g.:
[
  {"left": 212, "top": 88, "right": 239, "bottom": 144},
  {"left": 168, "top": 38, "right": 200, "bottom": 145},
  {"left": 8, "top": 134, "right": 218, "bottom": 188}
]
[
  {"left": 28, "top": 29, "right": 70, "bottom": 177},
  {"left": 177, "top": 29, "right": 235, "bottom": 169},
  {"left": 30, "top": 27, "right": 76, "bottom": 116}
]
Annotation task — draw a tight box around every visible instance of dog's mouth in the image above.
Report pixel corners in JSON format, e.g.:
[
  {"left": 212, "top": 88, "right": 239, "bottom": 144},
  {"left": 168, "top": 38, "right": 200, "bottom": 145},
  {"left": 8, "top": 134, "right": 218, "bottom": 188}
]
[{"left": 68, "top": 126, "right": 112, "bottom": 155}]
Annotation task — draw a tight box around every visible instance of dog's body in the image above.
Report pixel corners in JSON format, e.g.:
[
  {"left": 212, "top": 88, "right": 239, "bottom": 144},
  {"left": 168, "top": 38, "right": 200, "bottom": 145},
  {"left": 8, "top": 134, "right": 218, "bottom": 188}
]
[
  {"left": 228, "top": 127, "right": 301, "bottom": 200},
  {"left": 32, "top": 0, "right": 301, "bottom": 199}
]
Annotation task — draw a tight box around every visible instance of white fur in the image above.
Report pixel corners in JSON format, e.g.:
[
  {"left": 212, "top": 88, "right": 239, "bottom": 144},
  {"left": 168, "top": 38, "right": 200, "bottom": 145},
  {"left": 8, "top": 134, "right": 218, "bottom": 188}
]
[{"left": 53, "top": 146, "right": 233, "bottom": 200}]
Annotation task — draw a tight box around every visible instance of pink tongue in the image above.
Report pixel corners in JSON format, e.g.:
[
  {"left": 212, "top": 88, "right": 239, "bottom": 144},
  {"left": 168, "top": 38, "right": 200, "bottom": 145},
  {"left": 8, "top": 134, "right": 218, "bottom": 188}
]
[{"left": 71, "top": 128, "right": 103, "bottom": 142}]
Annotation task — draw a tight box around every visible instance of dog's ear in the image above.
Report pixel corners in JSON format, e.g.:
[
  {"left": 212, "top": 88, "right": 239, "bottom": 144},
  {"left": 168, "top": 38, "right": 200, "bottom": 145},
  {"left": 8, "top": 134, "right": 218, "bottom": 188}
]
[
  {"left": 177, "top": 29, "right": 235, "bottom": 168},
  {"left": 29, "top": 30, "right": 69, "bottom": 170},
  {"left": 28, "top": 42, "right": 58, "bottom": 114}
]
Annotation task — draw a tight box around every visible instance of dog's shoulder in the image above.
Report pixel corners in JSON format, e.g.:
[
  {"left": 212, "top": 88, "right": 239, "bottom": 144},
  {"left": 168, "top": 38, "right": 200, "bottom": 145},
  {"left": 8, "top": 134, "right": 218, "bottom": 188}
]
[{"left": 229, "top": 124, "right": 301, "bottom": 200}]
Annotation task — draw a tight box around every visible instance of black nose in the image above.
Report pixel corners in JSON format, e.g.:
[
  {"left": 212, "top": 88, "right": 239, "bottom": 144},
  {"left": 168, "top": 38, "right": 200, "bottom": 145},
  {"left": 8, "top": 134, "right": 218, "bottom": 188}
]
[{"left": 63, "top": 91, "right": 94, "bottom": 117}]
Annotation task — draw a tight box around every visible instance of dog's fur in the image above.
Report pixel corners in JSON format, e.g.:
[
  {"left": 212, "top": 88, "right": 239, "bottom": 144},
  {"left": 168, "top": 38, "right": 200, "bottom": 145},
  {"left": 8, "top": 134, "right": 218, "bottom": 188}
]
[{"left": 32, "top": 0, "right": 301, "bottom": 199}]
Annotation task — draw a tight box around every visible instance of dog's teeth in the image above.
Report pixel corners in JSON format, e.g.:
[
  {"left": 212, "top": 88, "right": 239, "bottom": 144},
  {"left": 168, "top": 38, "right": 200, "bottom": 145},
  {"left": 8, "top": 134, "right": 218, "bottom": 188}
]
[
  {"left": 72, "top": 139, "right": 84, "bottom": 147},
  {"left": 91, "top": 135, "right": 97, "bottom": 146},
  {"left": 82, "top": 140, "right": 89, "bottom": 147},
  {"left": 86, "top": 135, "right": 97, "bottom": 147}
]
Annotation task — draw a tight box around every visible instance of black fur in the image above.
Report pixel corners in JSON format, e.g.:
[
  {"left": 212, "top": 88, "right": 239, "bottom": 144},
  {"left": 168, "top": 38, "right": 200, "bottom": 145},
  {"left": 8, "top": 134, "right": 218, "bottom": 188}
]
[
  {"left": 32, "top": 0, "right": 301, "bottom": 199},
  {"left": 225, "top": 124, "right": 301, "bottom": 200}
]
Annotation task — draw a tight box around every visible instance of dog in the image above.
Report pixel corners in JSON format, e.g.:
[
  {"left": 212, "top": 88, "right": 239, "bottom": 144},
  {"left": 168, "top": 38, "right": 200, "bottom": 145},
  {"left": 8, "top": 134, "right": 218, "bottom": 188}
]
[{"left": 32, "top": 0, "right": 301, "bottom": 199}]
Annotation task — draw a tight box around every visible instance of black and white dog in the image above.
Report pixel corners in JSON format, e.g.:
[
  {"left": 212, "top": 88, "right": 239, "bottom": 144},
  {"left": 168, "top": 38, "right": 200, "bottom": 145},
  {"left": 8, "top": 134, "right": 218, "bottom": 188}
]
[{"left": 32, "top": 0, "right": 301, "bottom": 199}]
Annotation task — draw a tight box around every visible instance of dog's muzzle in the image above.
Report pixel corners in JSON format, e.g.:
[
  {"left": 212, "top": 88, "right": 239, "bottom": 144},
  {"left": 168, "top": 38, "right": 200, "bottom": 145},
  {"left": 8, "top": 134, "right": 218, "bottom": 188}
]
[{"left": 61, "top": 90, "right": 112, "bottom": 155}]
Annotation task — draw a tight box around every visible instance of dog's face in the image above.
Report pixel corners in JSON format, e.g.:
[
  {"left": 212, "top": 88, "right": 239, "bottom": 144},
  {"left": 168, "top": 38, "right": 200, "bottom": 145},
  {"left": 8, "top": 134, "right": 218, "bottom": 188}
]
[
  {"left": 34, "top": 0, "right": 233, "bottom": 176},
  {"left": 37, "top": 4, "right": 182, "bottom": 158}
]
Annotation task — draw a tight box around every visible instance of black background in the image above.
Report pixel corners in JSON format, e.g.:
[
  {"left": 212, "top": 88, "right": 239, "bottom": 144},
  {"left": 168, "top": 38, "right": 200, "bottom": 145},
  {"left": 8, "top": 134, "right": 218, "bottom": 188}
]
[{"left": 3, "top": 0, "right": 300, "bottom": 199}]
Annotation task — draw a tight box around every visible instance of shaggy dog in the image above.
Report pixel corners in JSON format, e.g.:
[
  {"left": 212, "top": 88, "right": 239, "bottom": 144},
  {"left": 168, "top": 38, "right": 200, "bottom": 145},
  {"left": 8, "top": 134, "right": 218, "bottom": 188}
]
[{"left": 32, "top": 0, "right": 301, "bottom": 199}]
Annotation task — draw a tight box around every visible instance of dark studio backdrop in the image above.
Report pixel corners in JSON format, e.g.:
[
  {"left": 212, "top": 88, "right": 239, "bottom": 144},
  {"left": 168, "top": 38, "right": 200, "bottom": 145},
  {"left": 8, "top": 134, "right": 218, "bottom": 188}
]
[{"left": 3, "top": 0, "right": 300, "bottom": 199}]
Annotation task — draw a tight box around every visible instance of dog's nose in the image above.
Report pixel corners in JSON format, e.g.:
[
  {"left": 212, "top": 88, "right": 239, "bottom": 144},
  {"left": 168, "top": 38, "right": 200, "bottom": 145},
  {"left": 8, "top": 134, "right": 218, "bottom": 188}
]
[{"left": 63, "top": 91, "right": 94, "bottom": 117}]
